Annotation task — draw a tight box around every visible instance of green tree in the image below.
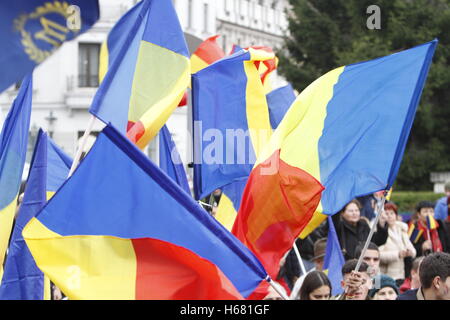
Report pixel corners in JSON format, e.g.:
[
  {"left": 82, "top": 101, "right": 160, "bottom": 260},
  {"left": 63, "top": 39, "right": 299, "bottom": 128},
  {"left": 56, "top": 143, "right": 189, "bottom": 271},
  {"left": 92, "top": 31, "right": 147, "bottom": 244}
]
[{"left": 278, "top": 0, "right": 450, "bottom": 190}]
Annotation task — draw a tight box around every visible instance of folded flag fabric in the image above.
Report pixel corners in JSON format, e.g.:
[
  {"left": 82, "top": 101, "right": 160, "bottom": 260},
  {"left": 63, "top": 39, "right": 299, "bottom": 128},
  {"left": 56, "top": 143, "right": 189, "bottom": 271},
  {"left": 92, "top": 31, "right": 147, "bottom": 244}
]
[
  {"left": 0, "top": 75, "right": 33, "bottom": 281},
  {"left": 190, "top": 35, "right": 226, "bottom": 75},
  {"left": 323, "top": 216, "right": 345, "bottom": 296},
  {"left": 159, "top": 124, "right": 190, "bottom": 195},
  {"left": 23, "top": 124, "right": 268, "bottom": 300},
  {"left": 0, "top": 0, "right": 99, "bottom": 93},
  {"left": 192, "top": 48, "right": 274, "bottom": 201},
  {"left": 233, "top": 40, "right": 437, "bottom": 278},
  {"left": 0, "top": 130, "right": 71, "bottom": 300},
  {"left": 90, "top": 0, "right": 190, "bottom": 149}
]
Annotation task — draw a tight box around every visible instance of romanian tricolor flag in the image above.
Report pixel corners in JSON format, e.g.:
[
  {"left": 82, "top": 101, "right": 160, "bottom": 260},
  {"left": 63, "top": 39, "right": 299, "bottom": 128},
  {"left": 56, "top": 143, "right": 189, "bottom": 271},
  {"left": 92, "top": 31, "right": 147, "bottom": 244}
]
[
  {"left": 0, "top": 75, "right": 32, "bottom": 280},
  {"left": 0, "top": 0, "right": 99, "bottom": 93},
  {"left": 0, "top": 130, "right": 71, "bottom": 300},
  {"left": 408, "top": 223, "right": 423, "bottom": 244},
  {"left": 266, "top": 83, "right": 296, "bottom": 130},
  {"left": 233, "top": 40, "right": 437, "bottom": 278},
  {"left": 427, "top": 214, "right": 438, "bottom": 230},
  {"left": 192, "top": 48, "right": 274, "bottom": 201},
  {"left": 90, "top": 0, "right": 190, "bottom": 149},
  {"left": 23, "top": 124, "right": 268, "bottom": 300}
]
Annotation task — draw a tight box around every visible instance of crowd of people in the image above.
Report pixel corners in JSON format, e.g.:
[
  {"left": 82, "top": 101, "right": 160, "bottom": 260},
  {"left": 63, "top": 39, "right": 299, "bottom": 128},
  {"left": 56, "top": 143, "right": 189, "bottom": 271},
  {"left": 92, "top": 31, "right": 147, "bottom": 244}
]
[{"left": 269, "top": 182, "right": 450, "bottom": 300}]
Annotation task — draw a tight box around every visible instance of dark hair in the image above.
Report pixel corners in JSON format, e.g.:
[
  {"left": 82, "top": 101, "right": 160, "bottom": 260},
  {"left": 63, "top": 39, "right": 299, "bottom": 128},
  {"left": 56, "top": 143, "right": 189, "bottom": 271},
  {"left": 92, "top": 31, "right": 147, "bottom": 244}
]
[
  {"left": 419, "top": 252, "right": 450, "bottom": 289},
  {"left": 354, "top": 242, "right": 379, "bottom": 260},
  {"left": 384, "top": 202, "right": 398, "bottom": 215},
  {"left": 342, "top": 259, "right": 369, "bottom": 276},
  {"left": 416, "top": 201, "right": 435, "bottom": 213},
  {"left": 299, "top": 271, "right": 332, "bottom": 300}
]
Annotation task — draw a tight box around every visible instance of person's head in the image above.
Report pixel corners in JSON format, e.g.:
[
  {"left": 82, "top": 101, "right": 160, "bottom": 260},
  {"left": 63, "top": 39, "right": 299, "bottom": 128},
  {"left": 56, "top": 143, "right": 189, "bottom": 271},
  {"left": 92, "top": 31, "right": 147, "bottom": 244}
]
[
  {"left": 411, "top": 256, "right": 424, "bottom": 289},
  {"left": 263, "top": 284, "right": 284, "bottom": 301},
  {"left": 341, "top": 259, "right": 372, "bottom": 300},
  {"left": 416, "top": 201, "right": 435, "bottom": 223},
  {"left": 340, "top": 199, "right": 362, "bottom": 226},
  {"left": 444, "top": 181, "right": 450, "bottom": 196},
  {"left": 312, "top": 238, "right": 327, "bottom": 271},
  {"left": 419, "top": 252, "right": 450, "bottom": 300},
  {"left": 355, "top": 242, "right": 380, "bottom": 278},
  {"left": 384, "top": 202, "right": 398, "bottom": 227},
  {"left": 369, "top": 274, "right": 399, "bottom": 300},
  {"left": 299, "top": 271, "right": 332, "bottom": 300}
]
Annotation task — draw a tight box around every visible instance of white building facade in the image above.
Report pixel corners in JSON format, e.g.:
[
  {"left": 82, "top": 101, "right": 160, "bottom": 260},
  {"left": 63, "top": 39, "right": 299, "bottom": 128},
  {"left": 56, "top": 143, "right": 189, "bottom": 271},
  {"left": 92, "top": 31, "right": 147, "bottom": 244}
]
[{"left": 0, "top": 0, "right": 290, "bottom": 180}]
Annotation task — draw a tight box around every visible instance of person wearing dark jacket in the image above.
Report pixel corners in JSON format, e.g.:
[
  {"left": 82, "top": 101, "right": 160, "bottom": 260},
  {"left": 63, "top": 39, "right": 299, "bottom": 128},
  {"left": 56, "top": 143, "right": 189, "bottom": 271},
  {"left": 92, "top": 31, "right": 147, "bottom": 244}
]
[
  {"left": 321, "top": 199, "right": 389, "bottom": 260},
  {"left": 397, "top": 252, "right": 450, "bottom": 300},
  {"left": 409, "top": 201, "right": 450, "bottom": 256}
]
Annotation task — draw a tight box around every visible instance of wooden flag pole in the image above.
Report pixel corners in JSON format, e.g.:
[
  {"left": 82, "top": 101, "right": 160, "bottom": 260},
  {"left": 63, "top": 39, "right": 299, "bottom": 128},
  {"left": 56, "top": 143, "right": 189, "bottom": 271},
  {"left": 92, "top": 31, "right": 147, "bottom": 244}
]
[
  {"left": 354, "top": 190, "right": 388, "bottom": 272},
  {"left": 67, "top": 114, "right": 97, "bottom": 178}
]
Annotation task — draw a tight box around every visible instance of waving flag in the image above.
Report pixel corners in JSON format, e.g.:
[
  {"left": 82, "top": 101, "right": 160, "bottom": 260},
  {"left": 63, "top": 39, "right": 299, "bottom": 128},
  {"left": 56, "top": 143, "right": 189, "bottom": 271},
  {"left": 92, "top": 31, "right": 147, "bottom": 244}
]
[
  {"left": 408, "top": 223, "right": 423, "bottom": 244},
  {"left": 0, "top": 130, "right": 71, "bottom": 300},
  {"left": 159, "top": 124, "right": 190, "bottom": 195},
  {"left": 192, "top": 48, "right": 274, "bottom": 201},
  {"left": 427, "top": 214, "right": 438, "bottom": 230},
  {"left": 0, "top": 0, "right": 99, "bottom": 93},
  {"left": 323, "top": 216, "right": 345, "bottom": 296},
  {"left": 191, "top": 35, "right": 226, "bottom": 75},
  {"left": 23, "top": 124, "right": 267, "bottom": 300},
  {"left": 90, "top": 0, "right": 190, "bottom": 149},
  {"left": 0, "top": 75, "right": 32, "bottom": 280},
  {"left": 233, "top": 40, "right": 437, "bottom": 278}
]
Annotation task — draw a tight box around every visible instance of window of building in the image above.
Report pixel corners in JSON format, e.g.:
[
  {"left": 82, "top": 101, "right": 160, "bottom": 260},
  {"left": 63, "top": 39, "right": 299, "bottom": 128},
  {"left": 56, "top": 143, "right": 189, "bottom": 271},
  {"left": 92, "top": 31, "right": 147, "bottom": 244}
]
[
  {"left": 188, "top": 0, "right": 193, "bottom": 29},
  {"left": 203, "top": 3, "right": 208, "bottom": 32},
  {"left": 78, "top": 43, "right": 100, "bottom": 88}
]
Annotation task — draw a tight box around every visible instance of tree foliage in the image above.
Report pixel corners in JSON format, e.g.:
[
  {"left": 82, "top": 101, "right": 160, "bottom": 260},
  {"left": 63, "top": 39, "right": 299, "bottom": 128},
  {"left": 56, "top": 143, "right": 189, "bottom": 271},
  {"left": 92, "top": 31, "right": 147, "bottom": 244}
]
[{"left": 278, "top": 0, "right": 450, "bottom": 190}]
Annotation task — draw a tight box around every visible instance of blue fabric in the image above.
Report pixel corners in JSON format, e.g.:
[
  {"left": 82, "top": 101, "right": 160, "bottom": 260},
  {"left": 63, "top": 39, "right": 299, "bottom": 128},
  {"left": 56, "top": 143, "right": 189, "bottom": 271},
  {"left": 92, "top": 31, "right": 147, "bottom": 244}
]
[
  {"left": 34, "top": 124, "right": 267, "bottom": 297},
  {"left": 434, "top": 196, "right": 448, "bottom": 220},
  {"left": 0, "top": 130, "right": 71, "bottom": 299},
  {"left": 0, "top": 0, "right": 99, "bottom": 93},
  {"left": 144, "top": 0, "right": 189, "bottom": 57},
  {"left": 0, "top": 75, "right": 32, "bottom": 209},
  {"left": 323, "top": 216, "right": 345, "bottom": 296},
  {"left": 318, "top": 40, "right": 437, "bottom": 214},
  {"left": 266, "top": 84, "right": 296, "bottom": 129},
  {"left": 89, "top": 1, "right": 149, "bottom": 133},
  {"left": 159, "top": 124, "right": 190, "bottom": 195},
  {"left": 192, "top": 50, "right": 256, "bottom": 200}
]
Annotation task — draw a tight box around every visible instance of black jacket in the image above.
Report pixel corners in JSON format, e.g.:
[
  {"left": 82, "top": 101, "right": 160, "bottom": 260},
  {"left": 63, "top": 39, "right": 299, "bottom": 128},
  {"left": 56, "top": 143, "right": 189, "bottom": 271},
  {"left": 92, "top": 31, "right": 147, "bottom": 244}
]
[{"left": 328, "top": 214, "right": 389, "bottom": 260}]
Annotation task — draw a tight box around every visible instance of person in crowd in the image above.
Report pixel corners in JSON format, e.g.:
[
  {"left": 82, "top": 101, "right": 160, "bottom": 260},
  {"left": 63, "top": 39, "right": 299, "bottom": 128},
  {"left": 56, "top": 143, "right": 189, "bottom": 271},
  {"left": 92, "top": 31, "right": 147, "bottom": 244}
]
[
  {"left": 399, "top": 256, "right": 424, "bottom": 293},
  {"left": 298, "top": 271, "right": 332, "bottom": 300},
  {"left": 357, "top": 191, "right": 385, "bottom": 220},
  {"left": 333, "top": 259, "right": 372, "bottom": 300},
  {"left": 409, "top": 201, "right": 450, "bottom": 256},
  {"left": 312, "top": 238, "right": 327, "bottom": 271},
  {"left": 326, "top": 199, "right": 389, "bottom": 260},
  {"left": 378, "top": 202, "right": 416, "bottom": 285},
  {"left": 368, "top": 274, "right": 399, "bottom": 300},
  {"left": 434, "top": 181, "right": 450, "bottom": 221},
  {"left": 397, "top": 252, "right": 450, "bottom": 300},
  {"left": 354, "top": 242, "right": 381, "bottom": 278}
]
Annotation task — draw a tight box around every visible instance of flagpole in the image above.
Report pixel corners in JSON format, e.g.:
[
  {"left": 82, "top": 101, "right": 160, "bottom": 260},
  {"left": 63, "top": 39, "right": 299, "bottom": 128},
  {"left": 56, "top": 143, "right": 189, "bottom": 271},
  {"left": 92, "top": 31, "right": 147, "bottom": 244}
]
[
  {"left": 354, "top": 190, "right": 388, "bottom": 272},
  {"left": 293, "top": 242, "right": 307, "bottom": 276},
  {"left": 266, "top": 277, "right": 289, "bottom": 300},
  {"left": 67, "top": 114, "right": 97, "bottom": 178}
]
